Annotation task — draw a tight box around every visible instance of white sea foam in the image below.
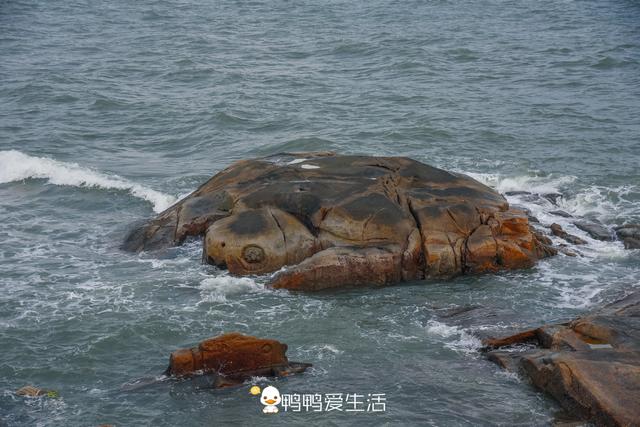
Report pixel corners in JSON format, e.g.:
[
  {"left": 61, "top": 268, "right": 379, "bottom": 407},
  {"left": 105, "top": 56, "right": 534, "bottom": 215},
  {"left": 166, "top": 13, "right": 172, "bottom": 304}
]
[
  {"left": 199, "top": 274, "right": 264, "bottom": 303},
  {"left": 298, "top": 344, "right": 344, "bottom": 360},
  {"left": 463, "top": 170, "right": 638, "bottom": 260},
  {"left": 426, "top": 320, "right": 482, "bottom": 354},
  {"left": 466, "top": 170, "right": 639, "bottom": 223},
  {"left": 464, "top": 171, "right": 577, "bottom": 195},
  {"left": 300, "top": 164, "right": 320, "bottom": 169},
  {"left": 0, "top": 150, "right": 176, "bottom": 213}
]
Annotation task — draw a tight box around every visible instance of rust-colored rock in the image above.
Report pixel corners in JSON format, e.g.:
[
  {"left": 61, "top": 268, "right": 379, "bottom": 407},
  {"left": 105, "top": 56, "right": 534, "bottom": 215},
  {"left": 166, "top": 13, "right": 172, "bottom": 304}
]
[
  {"left": 124, "top": 152, "right": 556, "bottom": 290},
  {"left": 166, "top": 333, "right": 310, "bottom": 386},
  {"left": 484, "top": 292, "right": 640, "bottom": 427},
  {"left": 16, "top": 385, "right": 45, "bottom": 397}
]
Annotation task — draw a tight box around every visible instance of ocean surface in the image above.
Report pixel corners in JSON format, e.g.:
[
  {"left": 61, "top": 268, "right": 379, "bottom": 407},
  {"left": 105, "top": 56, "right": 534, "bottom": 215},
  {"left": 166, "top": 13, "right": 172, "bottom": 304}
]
[{"left": 1, "top": 0, "right": 639, "bottom": 425}]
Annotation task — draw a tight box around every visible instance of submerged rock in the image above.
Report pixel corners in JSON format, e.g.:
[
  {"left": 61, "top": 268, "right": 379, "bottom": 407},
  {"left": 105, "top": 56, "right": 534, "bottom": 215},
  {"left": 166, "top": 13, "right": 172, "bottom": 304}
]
[
  {"left": 484, "top": 292, "right": 640, "bottom": 427},
  {"left": 165, "top": 333, "right": 310, "bottom": 387},
  {"left": 124, "top": 153, "right": 555, "bottom": 290}
]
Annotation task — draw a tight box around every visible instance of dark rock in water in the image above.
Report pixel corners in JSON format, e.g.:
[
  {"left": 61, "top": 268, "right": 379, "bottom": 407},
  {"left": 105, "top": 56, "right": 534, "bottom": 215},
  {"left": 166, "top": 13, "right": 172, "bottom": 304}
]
[
  {"left": 124, "top": 153, "right": 556, "bottom": 290},
  {"left": 573, "top": 220, "right": 614, "bottom": 241},
  {"left": 505, "top": 191, "right": 533, "bottom": 196},
  {"left": 165, "top": 333, "right": 310, "bottom": 387},
  {"left": 623, "top": 237, "right": 640, "bottom": 249},
  {"left": 549, "top": 210, "right": 572, "bottom": 218},
  {"left": 615, "top": 224, "right": 640, "bottom": 239},
  {"left": 504, "top": 191, "right": 543, "bottom": 203},
  {"left": 435, "top": 304, "right": 525, "bottom": 340},
  {"left": 550, "top": 223, "right": 586, "bottom": 245},
  {"left": 484, "top": 292, "right": 640, "bottom": 427},
  {"left": 613, "top": 224, "right": 640, "bottom": 249},
  {"left": 543, "top": 193, "right": 564, "bottom": 206}
]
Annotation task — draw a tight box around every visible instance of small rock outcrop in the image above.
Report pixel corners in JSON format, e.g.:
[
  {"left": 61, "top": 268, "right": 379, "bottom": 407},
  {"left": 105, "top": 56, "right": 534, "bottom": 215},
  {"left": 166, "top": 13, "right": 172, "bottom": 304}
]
[
  {"left": 484, "top": 292, "right": 640, "bottom": 427},
  {"left": 573, "top": 220, "right": 614, "bottom": 242},
  {"left": 615, "top": 224, "right": 640, "bottom": 249},
  {"left": 550, "top": 223, "right": 587, "bottom": 245},
  {"left": 124, "top": 153, "right": 556, "bottom": 290},
  {"left": 165, "top": 333, "right": 310, "bottom": 387}
]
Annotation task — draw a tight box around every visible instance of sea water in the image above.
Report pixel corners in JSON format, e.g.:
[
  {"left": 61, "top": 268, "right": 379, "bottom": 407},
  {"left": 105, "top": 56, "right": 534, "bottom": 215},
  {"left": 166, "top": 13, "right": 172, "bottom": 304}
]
[{"left": 1, "top": 0, "right": 639, "bottom": 425}]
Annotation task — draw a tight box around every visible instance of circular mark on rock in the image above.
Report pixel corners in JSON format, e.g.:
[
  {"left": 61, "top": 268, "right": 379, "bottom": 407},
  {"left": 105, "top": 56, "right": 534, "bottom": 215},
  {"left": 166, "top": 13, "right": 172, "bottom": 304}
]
[
  {"left": 242, "top": 245, "right": 265, "bottom": 264},
  {"left": 262, "top": 344, "right": 272, "bottom": 353}
]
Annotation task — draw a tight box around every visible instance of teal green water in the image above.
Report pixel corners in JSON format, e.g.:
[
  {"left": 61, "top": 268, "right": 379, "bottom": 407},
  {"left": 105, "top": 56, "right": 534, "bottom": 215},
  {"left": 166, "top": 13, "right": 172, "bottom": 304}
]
[{"left": 1, "top": 0, "right": 639, "bottom": 425}]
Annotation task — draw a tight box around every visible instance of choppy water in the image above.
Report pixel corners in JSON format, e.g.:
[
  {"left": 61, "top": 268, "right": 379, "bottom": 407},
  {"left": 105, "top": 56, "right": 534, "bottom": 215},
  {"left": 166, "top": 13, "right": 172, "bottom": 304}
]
[{"left": 1, "top": 0, "right": 639, "bottom": 425}]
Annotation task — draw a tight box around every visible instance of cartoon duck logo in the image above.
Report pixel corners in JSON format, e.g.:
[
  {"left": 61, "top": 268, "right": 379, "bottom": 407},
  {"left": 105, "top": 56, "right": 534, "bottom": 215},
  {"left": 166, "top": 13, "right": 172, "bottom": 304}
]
[{"left": 250, "top": 385, "right": 281, "bottom": 414}]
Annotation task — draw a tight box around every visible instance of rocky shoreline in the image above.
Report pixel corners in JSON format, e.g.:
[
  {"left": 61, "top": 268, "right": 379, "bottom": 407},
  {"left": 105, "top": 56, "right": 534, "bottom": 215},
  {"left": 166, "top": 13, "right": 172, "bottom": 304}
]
[{"left": 483, "top": 292, "right": 640, "bottom": 427}]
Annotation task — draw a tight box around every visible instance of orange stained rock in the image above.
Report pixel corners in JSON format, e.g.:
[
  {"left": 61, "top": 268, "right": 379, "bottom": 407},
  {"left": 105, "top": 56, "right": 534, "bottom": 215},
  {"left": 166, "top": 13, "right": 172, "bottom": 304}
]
[{"left": 167, "top": 333, "right": 289, "bottom": 377}]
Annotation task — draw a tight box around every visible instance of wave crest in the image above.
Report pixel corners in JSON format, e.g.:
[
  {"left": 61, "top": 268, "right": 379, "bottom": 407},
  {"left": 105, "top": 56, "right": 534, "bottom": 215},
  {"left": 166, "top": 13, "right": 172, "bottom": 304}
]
[{"left": 0, "top": 150, "right": 176, "bottom": 213}]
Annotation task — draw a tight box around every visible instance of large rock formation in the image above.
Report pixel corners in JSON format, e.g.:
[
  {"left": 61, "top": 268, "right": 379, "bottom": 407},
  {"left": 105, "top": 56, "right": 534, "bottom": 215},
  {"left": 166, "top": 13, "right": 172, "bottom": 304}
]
[
  {"left": 166, "top": 333, "right": 310, "bottom": 387},
  {"left": 484, "top": 292, "right": 640, "bottom": 427},
  {"left": 124, "top": 152, "right": 555, "bottom": 290}
]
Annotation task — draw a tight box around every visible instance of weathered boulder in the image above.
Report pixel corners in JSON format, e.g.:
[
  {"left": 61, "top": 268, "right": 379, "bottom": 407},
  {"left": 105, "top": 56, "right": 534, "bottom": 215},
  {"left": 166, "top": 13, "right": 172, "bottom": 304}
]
[
  {"left": 165, "top": 333, "right": 310, "bottom": 387},
  {"left": 124, "top": 152, "right": 555, "bottom": 290},
  {"left": 484, "top": 292, "right": 640, "bottom": 427}
]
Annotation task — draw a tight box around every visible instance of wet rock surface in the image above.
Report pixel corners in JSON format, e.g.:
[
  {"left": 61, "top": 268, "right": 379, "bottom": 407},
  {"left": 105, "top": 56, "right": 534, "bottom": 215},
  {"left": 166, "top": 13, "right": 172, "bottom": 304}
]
[
  {"left": 124, "top": 152, "right": 555, "bottom": 290},
  {"left": 550, "top": 223, "right": 587, "bottom": 245},
  {"left": 573, "top": 220, "right": 614, "bottom": 242},
  {"left": 484, "top": 292, "right": 640, "bottom": 427},
  {"left": 165, "top": 333, "right": 310, "bottom": 387}
]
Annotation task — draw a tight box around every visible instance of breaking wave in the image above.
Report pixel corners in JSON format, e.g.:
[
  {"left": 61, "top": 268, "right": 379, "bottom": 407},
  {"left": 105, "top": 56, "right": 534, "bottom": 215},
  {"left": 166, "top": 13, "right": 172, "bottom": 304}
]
[
  {"left": 198, "top": 274, "right": 265, "bottom": 303},
  {"left": 426, "top": 320, "right": 482, "bottom": 354},
  {"left": 0, "top": 150, "right": 176, "bottom": 213}
]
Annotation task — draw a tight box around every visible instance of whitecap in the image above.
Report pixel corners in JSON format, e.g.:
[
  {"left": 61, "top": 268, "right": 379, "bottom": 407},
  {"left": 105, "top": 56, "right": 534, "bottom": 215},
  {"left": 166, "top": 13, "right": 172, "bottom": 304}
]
[
  {"left": 0, "top": 150, "right": 176, "bottom": 213},
  {"left": 198, "top": 274, "right": 264, "bottom": 303},
  {"left": 464, "top": 170, "right": 576, "bottom": 195},
  {"left": 425, "top": 320, "right": 482, "bottom": 354},
  {"left": 300, "top": 164, "right": 320, "bottom": 169}
]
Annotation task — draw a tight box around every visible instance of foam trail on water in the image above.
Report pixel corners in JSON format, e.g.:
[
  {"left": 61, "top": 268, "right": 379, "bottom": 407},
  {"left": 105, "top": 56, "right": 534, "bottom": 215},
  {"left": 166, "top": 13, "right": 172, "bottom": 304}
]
[{"left": 0, "top": 150, "right": 176, "bottom": 213}]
